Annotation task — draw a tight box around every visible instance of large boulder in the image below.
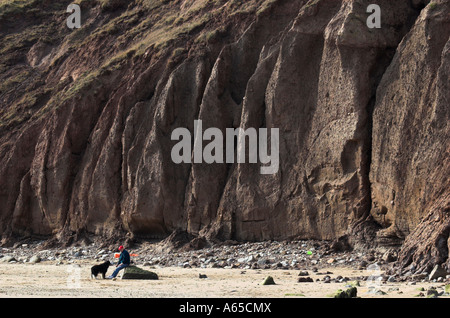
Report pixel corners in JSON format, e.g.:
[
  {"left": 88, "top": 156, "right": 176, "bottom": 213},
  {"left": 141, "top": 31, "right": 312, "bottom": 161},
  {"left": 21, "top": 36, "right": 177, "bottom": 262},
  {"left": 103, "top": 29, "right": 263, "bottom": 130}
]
[
  {"left": 120, "top": 266, "right": 158, "bottom": 280},
  {"left": 330, "top": 287, "right": 358, "bottom": 298},
  {"left": 428, "top": 265, "right": 449, "bottom": 281}
]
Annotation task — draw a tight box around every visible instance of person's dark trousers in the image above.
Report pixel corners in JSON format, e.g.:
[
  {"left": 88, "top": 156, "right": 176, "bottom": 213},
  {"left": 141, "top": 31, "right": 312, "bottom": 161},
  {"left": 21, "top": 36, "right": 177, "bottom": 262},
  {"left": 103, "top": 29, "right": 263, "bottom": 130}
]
[{"left": 110, "top": 263, "right": 129, "bottom": 278}]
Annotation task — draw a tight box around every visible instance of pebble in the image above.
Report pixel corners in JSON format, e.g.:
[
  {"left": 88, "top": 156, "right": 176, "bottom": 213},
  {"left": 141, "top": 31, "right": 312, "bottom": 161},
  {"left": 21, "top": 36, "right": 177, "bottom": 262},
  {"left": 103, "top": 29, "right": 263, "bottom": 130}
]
[
  {"left": 0, "top": 255, "right": 16, "bottom": 263},
  {"left": 298, "top": 270, "right": 309, "bottom": 276},
  {"left": 29, "top": 255, "right": 41, "bottom": 264},
  {"left": 366, "top": 287, "right": 387, "bottom": 295},
  {"left": 297, "top": 277, "right": 314, "bottom": 283},
  {"left": 387, "top": 275, "right": 396, "bottom": 282}
]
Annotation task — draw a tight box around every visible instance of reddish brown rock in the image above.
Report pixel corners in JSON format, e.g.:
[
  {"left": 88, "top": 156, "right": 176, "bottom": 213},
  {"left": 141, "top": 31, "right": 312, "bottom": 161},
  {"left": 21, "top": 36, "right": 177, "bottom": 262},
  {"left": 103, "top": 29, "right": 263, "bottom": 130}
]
[
  {"left": 369, "top": 1, "right": 450, "bottom": 264},
  {"left": 0, "top": 0, "right": 449, "bottom": 271}
]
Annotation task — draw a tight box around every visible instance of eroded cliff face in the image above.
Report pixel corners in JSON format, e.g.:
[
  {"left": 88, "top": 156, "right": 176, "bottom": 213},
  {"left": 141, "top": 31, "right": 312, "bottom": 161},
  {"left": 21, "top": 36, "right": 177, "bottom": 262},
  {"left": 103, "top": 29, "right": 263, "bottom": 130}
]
[
  {"left": 0, "top": 0, "right": 449, "bottom": 270},
  {"left": 370, "top": 2, "right": 450, "bottom": 271}
]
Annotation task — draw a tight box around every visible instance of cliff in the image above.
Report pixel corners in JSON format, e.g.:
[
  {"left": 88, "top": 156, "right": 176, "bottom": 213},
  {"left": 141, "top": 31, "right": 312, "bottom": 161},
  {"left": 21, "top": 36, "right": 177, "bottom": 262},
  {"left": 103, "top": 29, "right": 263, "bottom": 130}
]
[{"left": 0, "top": 0, "right": 449, "bottom": 272}]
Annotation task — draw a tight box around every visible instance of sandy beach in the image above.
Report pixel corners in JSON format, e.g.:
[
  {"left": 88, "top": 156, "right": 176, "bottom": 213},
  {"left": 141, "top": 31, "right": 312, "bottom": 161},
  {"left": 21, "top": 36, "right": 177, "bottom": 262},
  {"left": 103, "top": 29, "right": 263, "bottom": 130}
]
[{"left": 0, "top": 261, "right": 447, "bottom": 298}]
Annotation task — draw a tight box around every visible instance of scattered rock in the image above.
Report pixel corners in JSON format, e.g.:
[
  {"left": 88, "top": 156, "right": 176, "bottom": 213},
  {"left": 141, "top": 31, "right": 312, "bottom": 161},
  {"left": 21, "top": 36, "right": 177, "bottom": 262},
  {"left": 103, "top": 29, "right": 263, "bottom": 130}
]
[
  {"left": 428, "top": 264, "right": 448, "bottom": 281},
  {"left": 426, "top": 288, "right": 439, "bottom": 297},
  {"left": 411, "top": 273, "right": 427, "bottom": 281},
  {"left": 331, "top": 287, "right": 357, "bottom": 298},
  {"left": 387, "top": 275, "right": 396, "bottom": 282},
  {"left": 358, "top": 260, "right": 368, "bottom": 269},
  {"left": 0, "top": 256, "right": 16, "bottom": 263},
  {"left": 262, "top": 276, "right": 275, "bottom": 285},
  {"left": 121, "top": 266, "right": 158, "bottom": 280},
  {"left": 297, "top": 277, "right": 314, "bottom": 283},
  {"left": 29, "top": 255, "right": 41, "bottom": 264},
  {"left": 388, "top": 287, "right": 399, "bottom": 292},
  {"left": 199, "top": 274, "right": 207, "bottom": 279},
  {"left": 329, "top": 235, "right": 352, "bottom": 252},
  {"left": 298, "top": 270, "right": 309, "bottom": 276},
  {"left": 381, "top": 251, "right": 396, "bottom": 263},
  {"left": 348, "top": 280, "right": 361, "bottom": 287},
  {"left": 367, "top": 288, "right": 387, "bottom": 295}
]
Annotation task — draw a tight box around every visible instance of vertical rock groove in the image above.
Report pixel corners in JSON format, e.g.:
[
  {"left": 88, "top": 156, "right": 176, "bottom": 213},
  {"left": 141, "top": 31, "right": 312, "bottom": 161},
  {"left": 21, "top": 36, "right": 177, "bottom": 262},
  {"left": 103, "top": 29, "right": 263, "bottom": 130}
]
[{"left": 0, "top": 0, "right": 449, "bottom": 271}]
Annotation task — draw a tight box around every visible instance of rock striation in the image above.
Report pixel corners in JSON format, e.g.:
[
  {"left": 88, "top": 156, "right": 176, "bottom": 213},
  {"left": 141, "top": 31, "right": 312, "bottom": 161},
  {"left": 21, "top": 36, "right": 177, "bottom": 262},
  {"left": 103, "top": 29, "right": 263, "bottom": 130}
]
[{"left": 0, "top": 0, "right": 448, "bottom": 271}]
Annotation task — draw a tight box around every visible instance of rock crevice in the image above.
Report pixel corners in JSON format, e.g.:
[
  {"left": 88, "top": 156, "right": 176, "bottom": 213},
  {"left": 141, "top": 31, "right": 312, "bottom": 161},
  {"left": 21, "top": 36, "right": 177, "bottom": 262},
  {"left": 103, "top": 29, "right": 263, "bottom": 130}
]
[{"left": 0, "top": 0, "right": 449, "bottom": 271}]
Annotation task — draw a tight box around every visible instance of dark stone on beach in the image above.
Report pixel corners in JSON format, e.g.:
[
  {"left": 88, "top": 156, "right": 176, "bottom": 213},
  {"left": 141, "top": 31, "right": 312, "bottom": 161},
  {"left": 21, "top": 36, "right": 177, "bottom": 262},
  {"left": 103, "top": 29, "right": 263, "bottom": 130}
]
[
  {"left": 331, "top": 287, "right": 357, "bottom": 298},
  {"left": 121, "top": 266, "right": 158, "bottom": 280},
  {"left": 262, "top": 276, "right": 275, "bottom": 285}
]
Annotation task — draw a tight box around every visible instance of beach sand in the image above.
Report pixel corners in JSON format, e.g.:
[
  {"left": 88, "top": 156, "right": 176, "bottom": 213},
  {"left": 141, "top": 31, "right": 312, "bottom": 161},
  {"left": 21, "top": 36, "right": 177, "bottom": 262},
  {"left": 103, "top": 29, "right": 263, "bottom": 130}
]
[{"left": 0, "top": 262, "right": 445, "bottom": 298}]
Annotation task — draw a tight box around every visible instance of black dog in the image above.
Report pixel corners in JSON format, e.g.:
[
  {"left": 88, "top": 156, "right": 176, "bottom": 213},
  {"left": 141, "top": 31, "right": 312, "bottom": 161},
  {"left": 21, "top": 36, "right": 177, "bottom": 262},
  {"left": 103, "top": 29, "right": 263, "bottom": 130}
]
[{"left": 91, "top": 261, "right": 111, "bottom": 279}]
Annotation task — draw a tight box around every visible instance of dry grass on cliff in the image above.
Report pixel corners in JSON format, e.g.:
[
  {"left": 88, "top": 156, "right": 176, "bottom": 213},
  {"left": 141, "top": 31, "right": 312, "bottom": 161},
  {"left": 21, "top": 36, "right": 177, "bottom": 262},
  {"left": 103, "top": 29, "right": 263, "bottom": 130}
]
[{"left": 0, "top": 0, "right": 280, "bottom": 132}]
